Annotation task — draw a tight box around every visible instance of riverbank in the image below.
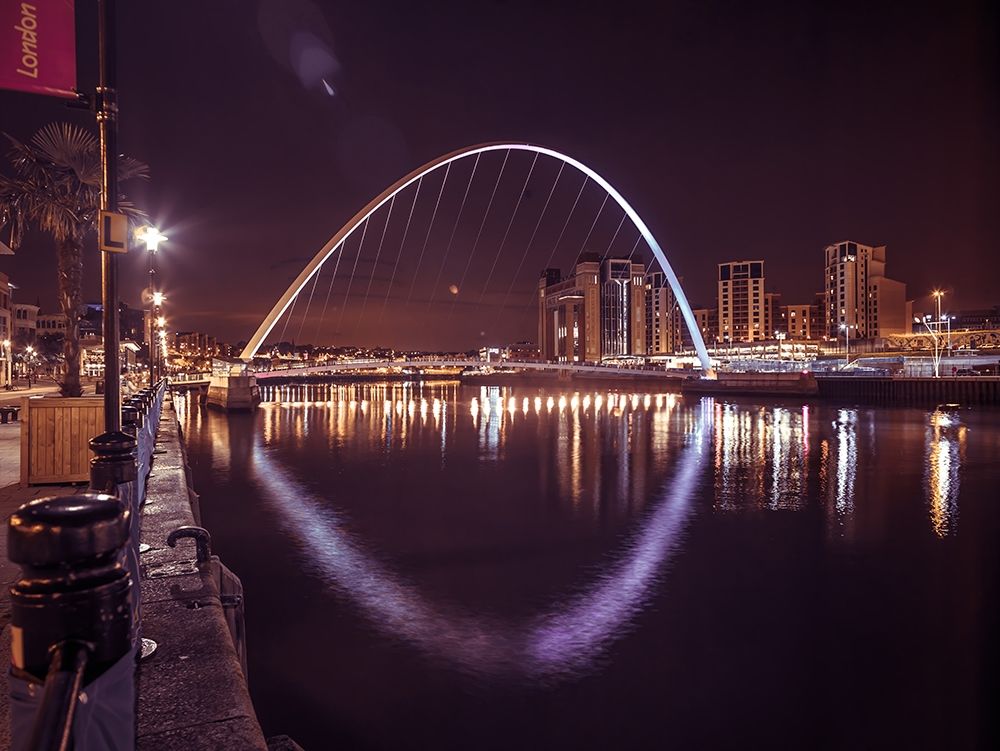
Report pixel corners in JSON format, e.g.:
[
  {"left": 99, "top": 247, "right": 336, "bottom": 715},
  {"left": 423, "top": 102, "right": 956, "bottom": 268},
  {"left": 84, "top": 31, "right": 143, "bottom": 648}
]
[
  {"left": 135, "top": 395, "right": 268, "bottom": 749},
  {"left": 0, "top": 393, "right": 275, "bottom": 749}
]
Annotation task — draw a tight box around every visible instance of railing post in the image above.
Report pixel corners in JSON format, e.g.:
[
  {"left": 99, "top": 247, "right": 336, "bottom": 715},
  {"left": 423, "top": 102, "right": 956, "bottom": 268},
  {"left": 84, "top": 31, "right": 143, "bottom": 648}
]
[
  {"left": 6, "top": 493, "right": 135, "bottom": 750},
  {"left": 89, "top": 430, "right": 140, "bottom": 640}
]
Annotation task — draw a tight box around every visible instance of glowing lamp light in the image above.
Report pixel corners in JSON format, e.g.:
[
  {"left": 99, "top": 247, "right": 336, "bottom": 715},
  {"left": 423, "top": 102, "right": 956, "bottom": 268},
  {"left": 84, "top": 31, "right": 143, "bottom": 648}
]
[
  {"left": 152, "top": 291, "right": 165, "bottom": 307},
  {"left": 137, "top": 226, "right": 168, "bottom": 252},
  {"left": 156, "top": 316, "right": 166, "bottom": 328}
]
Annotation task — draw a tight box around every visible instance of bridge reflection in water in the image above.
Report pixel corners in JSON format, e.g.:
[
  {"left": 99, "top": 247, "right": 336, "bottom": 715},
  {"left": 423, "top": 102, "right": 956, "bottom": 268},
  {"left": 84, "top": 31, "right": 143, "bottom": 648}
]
[
  {"left": 171, "top": 381, "right": 995, "bottom": 749},
  {"left": 174, "top": 383, "right": 973, "bottom": 682},
  {"left": 248, "top": 382, "right": 709, "bottom": 681}
]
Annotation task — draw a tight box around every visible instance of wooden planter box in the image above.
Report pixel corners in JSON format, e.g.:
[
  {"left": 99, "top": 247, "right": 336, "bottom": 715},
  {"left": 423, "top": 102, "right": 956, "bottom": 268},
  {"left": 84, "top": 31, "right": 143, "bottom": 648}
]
[{"left": 20, "top": 396, "right": 104, "bottom": 485}]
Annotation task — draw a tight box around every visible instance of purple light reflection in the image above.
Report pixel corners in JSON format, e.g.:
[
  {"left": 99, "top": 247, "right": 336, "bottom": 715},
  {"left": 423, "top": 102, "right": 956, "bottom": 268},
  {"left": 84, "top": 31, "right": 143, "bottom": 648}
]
[{"left": 251, "top": 402, "right": 711, "bottom": 682}]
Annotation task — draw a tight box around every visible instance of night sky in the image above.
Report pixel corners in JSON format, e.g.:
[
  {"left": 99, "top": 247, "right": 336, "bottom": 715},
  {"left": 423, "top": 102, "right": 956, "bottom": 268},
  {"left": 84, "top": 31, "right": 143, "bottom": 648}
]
[{"left": 2, "top": 0, "right": 997, "bottom": 350}]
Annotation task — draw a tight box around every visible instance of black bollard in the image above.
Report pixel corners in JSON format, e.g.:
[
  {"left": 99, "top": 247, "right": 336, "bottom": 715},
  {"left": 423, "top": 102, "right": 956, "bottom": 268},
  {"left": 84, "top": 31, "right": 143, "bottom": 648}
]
[
  {"left": 7, "top": 494, "right": 134, "bottom": 750},
  {"left": 128, "top": 397, "right": 146, "bottom": 430},
  {"left": 121, "top": 406, "right": 139, "bottom": 439}
]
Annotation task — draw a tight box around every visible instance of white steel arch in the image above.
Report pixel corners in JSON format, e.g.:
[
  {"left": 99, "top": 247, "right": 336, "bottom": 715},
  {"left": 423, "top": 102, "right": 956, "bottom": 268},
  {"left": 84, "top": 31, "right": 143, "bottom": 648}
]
[{"left": 240, "top": 143, "right": 714, "bottom": 371}]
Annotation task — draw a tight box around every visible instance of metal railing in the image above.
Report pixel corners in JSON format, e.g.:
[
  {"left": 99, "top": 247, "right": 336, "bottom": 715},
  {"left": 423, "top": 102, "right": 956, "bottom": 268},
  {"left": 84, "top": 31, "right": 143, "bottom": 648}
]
[{"left": 6, "top": 379, "right": 168, "bottom": 751}]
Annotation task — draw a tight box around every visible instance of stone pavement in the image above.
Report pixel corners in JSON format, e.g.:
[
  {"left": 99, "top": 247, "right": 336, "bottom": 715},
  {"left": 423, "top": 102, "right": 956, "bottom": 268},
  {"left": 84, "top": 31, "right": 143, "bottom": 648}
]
[
  {"left": 0, "top": 397, "right": 271, "bottom": 749},
  {"left": 0, "top": 422, "right": 92, "bottom": 628},
  {"left": 0, "top": 383, "right": 61, "bottom": 404},
  {"left": 0, "top": 414, "right": 92, "bottom": 749}
]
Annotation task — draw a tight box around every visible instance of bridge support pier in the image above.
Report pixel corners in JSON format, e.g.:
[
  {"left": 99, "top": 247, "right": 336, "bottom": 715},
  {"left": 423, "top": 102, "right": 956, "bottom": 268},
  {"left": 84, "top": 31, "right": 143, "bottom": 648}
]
[{"left": 207, "top": 374, "right": 261, "bottom": 411}]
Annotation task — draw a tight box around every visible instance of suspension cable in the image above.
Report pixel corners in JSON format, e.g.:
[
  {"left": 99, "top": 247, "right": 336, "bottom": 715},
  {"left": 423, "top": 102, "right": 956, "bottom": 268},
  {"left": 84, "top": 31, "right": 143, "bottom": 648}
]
[
  {"left": 576, "top": 193, "right": 609, "bottom": 257},
  {"left": 477, "top": 152, "right": 539, "bottom": 305},
  {"left": 428, "top": 154, "right": 481, "bottom": 309},
  {"left": 448, "top": 149, "right": 511, "bottom": 318},
  {"left": 336, "top": 217, "right": 371, "bottom": 335},
  {"left": 599, "top": 211, "right": 628, "bottom": 262},
  {"left": 379, "top": 178, "right": 422, "bottom": 325},
  {"left": 312, "top": 240, "right": 345, "bottom": 344},
  {"left": 496, "top": 161, "right": 564, "bottom": 315},
  {"left": 517, "top": 174, "right": 589, "bottom": 318},
  {"left": 276, "top": 289, "right": 298, "bottom": 347},
  {"left": 295, "top": 260, "right": 323, "bottom": 344},
  {"left": 407, "top": 163, "right": 449, "bottom": 304},
  {"left": 358, "top": 194, "right": 396, "bottom": 324}
]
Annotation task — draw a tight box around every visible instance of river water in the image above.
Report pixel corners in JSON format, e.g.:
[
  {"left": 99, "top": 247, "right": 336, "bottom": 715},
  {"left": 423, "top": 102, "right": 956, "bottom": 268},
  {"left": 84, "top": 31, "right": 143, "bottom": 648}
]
[{"left": 174, "top": 380, "right": 999, "bottom": 750}]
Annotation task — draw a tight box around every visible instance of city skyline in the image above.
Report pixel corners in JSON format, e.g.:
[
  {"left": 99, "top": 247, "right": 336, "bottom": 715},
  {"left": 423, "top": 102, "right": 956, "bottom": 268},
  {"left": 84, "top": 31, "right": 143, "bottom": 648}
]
[{"left": 1, "top": 1, "right": 996, "bottom": 350}]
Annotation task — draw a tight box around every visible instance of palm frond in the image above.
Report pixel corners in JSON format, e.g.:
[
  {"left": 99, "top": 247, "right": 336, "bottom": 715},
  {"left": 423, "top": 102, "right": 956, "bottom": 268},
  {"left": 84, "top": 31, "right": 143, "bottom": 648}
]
[
  {"left": 1, "top": 122, "right": 150, "bottom": 246},
  {"left": 118, "top": 156, "right": 149, "bottom": 181},
  {"left": 32, "top": 123, "right": 98, "bottom": 172}
]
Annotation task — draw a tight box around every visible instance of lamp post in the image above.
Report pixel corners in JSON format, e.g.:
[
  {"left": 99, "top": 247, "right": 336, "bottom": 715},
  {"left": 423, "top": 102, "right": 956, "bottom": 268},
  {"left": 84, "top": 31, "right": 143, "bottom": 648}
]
[
  {"left": 917, "top": 314, "right": 941, "bottom": 377},
  {"left": 2, "top": 339, "right": 10, "bottom": 390},
  {"left": 25, "top": 345, "right": 35, "bottom": 388},
  {"left": 839, "top": 323, "right": 852, "bottom": 367},
  {"left": 156, "top": 317, "right": 167, "bottom": 377},
  {"left": 138, "top": 227, "right": 167, "bottom": 388}
]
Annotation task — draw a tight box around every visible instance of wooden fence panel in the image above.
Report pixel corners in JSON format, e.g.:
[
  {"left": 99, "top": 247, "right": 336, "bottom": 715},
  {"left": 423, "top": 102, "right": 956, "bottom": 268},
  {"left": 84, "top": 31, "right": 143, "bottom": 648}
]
[{"left": 20, "top": 397, "right": 105, "bottom": 485}]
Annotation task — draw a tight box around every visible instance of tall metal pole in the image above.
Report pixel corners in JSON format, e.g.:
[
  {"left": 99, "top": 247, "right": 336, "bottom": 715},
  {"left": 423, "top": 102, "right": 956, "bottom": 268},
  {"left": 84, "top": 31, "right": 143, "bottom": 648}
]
[
  {"left": 97, "top": 0, "right": 121, "bottom": 432},
  {"left": 148, "top": 249, "right": 155, "bottom": 389},
  {"left": 90, "top": 0, "right": 136, "bottom": 505}
]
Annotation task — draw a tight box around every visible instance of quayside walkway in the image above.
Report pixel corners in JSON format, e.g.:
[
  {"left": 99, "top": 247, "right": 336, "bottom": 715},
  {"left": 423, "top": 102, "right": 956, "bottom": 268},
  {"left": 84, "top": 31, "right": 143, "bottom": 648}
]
[{"left": 0, "top": 392, "right": 292, "bottom": 749}]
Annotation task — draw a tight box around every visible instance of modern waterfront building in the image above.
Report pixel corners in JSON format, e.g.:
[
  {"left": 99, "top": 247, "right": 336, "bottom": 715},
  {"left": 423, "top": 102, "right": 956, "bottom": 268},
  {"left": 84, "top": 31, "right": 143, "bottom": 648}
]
[
  {"left": 810, "top": 292, "right": 826, "bottom": 338},
  {"left": 824, "top": 241, "right": 909, "bottom": 338},
  {"left": 718, "top": 260, "right": 767, "bottom": 343},
  {"left": 782, "top": 303, "right": 813, "bottom": 339},
  {"left": 764, "top": 291, "right": 782, "bottom": 338},
  {"left": 645, "top": 271, "right": 681, "bottom": 355},
  {"left": 600, "top": 258, "right": 646, "bottom": 358},
  {"left": 679, "top": 307, "right": 718, "bottom": 350},
  {"left": 538, "top": 254, "right": 646, "bottom": 362}
]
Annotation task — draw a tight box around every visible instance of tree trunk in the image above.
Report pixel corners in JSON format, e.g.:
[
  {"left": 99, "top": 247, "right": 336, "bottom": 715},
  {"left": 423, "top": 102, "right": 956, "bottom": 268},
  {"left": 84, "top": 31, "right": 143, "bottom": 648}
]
[{"left": 57, "top": 237, "right": 83, "bottom": 397}]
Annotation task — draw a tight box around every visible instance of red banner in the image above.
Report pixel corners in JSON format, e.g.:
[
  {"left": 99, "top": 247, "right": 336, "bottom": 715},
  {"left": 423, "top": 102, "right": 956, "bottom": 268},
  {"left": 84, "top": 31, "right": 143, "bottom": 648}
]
[{"left": 0, "top": 0, "right": 76, "bottom": 99}]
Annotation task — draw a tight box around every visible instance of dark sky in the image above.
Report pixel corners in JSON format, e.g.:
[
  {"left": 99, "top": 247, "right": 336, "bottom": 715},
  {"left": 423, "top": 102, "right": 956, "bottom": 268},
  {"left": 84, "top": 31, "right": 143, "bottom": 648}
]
[{"left": 2, "top": 0, "right": 998, "bottom": 350}]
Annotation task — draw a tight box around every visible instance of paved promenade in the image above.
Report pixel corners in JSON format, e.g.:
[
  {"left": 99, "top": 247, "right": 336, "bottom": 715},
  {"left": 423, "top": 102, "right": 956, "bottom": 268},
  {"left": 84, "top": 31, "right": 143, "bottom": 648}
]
[
  {"left": 0, "top": 394, "right": 273, "bottom": 749},
  {"left": 0, "top": 382, "right": 100, "bottom": 602},
  {"left": 0, "top": 382, "right": 62, "bottom": 405},
  {"left": 0, "top": 397, "right": 93, "bottom": 749}
]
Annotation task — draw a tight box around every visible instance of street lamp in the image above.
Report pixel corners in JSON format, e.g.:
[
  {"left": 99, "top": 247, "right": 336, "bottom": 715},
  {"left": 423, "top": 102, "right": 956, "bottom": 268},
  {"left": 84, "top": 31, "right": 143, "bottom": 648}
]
[
  {"left": 774, "top": 330, "right": 787, "bottom": 365},
  {"left": 839, "top": 324, "right": 853, "bottom": 367},
  {"left": 138, "top": 226, "right": 167, "bottom": 388},
  {"left": 25, "top": 345, "right": 35, "bottom": 387},
  {"left": 137, "top": 226, "right": 167, "bottom": 253},
  {"left": 2, "top": 339, "right": 10, "bottom": 390},
  {"left": 917, "top": 314, "right": 941, "bottom": 378}
]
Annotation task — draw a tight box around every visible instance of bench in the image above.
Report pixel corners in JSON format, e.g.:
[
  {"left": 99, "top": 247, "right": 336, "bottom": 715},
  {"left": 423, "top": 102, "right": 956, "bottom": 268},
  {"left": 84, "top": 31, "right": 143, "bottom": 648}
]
[{"left": 0, "top": 405, "right": 20, "bottom": 424}]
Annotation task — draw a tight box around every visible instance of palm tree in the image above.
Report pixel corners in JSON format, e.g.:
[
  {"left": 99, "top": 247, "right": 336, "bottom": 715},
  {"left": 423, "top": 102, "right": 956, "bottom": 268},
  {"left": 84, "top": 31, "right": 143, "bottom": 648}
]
[{"left": 0, "top": 123, "right": 148, "bottom": 396}]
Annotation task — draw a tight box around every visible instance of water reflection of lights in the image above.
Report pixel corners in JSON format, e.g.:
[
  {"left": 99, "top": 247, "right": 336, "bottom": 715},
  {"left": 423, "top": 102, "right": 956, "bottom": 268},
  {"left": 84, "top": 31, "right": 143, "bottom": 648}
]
[
  {"left": 833, "top": 409, "right": 857, "bottom": 515},
  {"left": 925, "top": 408, "right": 966, "bottom": 537},
  {"left": 712, "top": 402, "right": 809, "bottom": 510},
  {"left": 258, "top": 384, "right": 684, "bottom": 479},
  {"left": 249, "top": 399, "right": 709, "bottom": 682}
]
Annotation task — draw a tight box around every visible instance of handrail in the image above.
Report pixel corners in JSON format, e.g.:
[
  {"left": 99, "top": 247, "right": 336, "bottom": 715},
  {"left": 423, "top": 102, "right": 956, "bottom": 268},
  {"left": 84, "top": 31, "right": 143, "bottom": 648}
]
[{"left": 27, "top": 641, "right": 91, "bottom": 751}]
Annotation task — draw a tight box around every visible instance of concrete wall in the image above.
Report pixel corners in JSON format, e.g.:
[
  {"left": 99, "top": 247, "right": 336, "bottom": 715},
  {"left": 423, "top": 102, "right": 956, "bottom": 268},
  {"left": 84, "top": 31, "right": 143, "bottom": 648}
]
[{"left": 136, "top": 400, "right": 268, "bottom": 749}]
